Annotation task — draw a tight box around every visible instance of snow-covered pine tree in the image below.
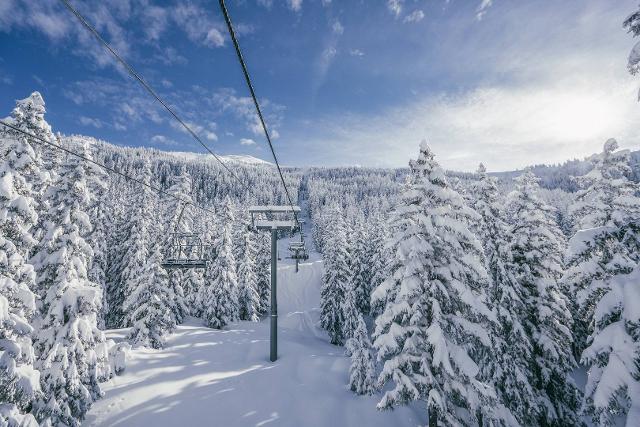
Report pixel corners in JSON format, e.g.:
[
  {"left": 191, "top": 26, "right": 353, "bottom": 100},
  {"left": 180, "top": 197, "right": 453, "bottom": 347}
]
[
  {"left": 201, "top": 198, "right": 239, "bottom": 329},
  {"left": 566, "top": 139, "right": 640, "bottom": 353},
  {"left": 508, "top": 169, "right": 580, "bottom": 426},
  {"left": 368, "top": 212, "right": 391, "bottom": 317},
  {"left": 123, "top": 244, "right": 176, "bottom": 349},
  {"left": 469, "top": 163, "right": 535, "bottom": 424},
  {"left": 373, "top": 141, "right": 507, "bottom": 426},
  {"left": 2, "top": 92, "right": 54, "bottom": 194},
  {"left": 104, "top": 185, "right": 129, "bottom": 329},
  {"left": 564, "top": 139, "right": 640, "bottom": 425},
  {"left": 115, "top": 160, "right": 155, "bottom": 329},
  {"left": 0, "top": 124, "right": 41, "bottom": 426},
  {"left": 80, "top": 139, "right": 110, "bottom": 329},
  {"left": 30, "top": 141, "right": 106, "bottom": 427},
  {"left": 624, "top": 6, "right": 640, "bottom": 98},
  {"left": 255, "top": 230, "right": 271, "bottom": 316},
  {"left": 238, "top": 228, "right": 260, "bottom": 322},
  {"left": 341, "top": 271, "right": 361, "bottom": 344},
  {"left": 345, "top": 314, "right": 376, "bottom": 396},
  {"left": 349, "top": 212, "right": 372, "bottom": 316},
  {"left": 164, "top": 170, "right": 193, "bottom": 323},
  {"left": 320, "top": 203, "right": 351, "bottom": 345}
]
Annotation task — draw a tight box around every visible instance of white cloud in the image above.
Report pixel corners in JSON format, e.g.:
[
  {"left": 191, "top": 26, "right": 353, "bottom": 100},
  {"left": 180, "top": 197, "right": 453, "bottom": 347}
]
[
  {"left": 206, "top": 29, "right": 225, "bottom": 48},
  {"left": 240, "top": 138, "right": 256, "bottom": 145},
  {"left": 173, "top": 3, "right": 225, "bottom": 48},
  {"left": 403, "top": 10, "right": 424, "bottom": 24},
  {"left": 290, "top": 59, "right": 640, "bottom": 171},
  {"left": 332, "top": 21, "right": 344, "bottom": 35},
  {"left": 476, "top": 0, "right": 493, "bottom": 21},
  {"left": 349, "top": 49, "right": 364, "bottom": 57},
  {"left": 170, "top": 120, "right": 218, "bottom": 141},
  {"left": 287, "top": 0, "right": 302, "bottom": 12},
  {"left": 151, "top": 135, "right": 178, "bottom": 146},
  {"left": 213, "top": 88, "right": 284, "bottom": 139},
  {"left": 79, "top": 116, "right": 103, "bottom": 128},
  {"left": 387, "top": 0, "right": 403, "bottom": 18}
]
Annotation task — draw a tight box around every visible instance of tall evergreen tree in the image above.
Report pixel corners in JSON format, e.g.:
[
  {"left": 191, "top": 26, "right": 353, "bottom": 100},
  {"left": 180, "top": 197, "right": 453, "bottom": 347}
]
[
  {"left": 470, "top": 163, "right": 535, "bottom": 424},
  {"left": 0, "top": 122, "right": 41, "bottom": 426},
  {"left": 508, "top": 170, "right": 580, "bottom": 426},
  {"left": 164, "top": 170, "right": 194, "bottom": 323},
  {"left": 123, "top": 245, "right": 176, "bottom": 349},
  {"left": 320, "top": 204, "right": 351, "bottom": 345},
  {"left": 238, "top": 228, "right": 260, "bottom": 322},
  {"left": 373, "top": 142, "right": 506, "bottom": 426},
  {"left": 115, "top": 160, "right": 155, "bottom": 329},
  {"left": 30, "top": 142, "right": 106, "bottom": 427},
  {"left": 346, "top": 315, "right": 376, "bottom": 396},
  {"left": 564, "top": 140, "right": 640, "bottom": 425},
  {"left": 255, "top": 230, "right": 271, "bottom": 317},
  {"left": 201, "top": 198, "right": 239, "bottom": 329}
]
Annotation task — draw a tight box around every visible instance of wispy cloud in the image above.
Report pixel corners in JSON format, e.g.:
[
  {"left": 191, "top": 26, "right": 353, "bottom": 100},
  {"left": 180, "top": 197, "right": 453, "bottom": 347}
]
[
  {"left": 387, "top": 0, "right": 403, "bottom": 18},
  {"left": 476, "top": 0, "right": 493, "bottom": 21},
  {"left": 349, "top": 49, "right": 364, "bottom": 57},
  {"left": 403, "top": 10, "right": 425, "bottom": 24},
  {"left": 240, "top": 138, "right": 256, "bottom": 145},
  {"left": 79, "top": 116, "right": 103, "bottom": 128},
  {"left": 287, "top": 0, "right": 303, "bottom": 12},
  {"left": 292, "top": 75, "right": 638, "bottom": 170},
  {"left": 173, "top": 3, "right": 225, "bottom": 48},
  {"left": 213, "top": 88, "right": 284, "bottom": 139}
]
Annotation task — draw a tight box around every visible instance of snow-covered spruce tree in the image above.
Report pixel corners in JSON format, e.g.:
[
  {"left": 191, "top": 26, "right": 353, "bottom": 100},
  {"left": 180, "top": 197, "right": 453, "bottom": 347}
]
[
  {"left": 341, "top": 271, "right": 361, "bottom": 344},
  {"left": 2, "top": 92, "right": 54, "bottom": 194},
  {"left": 80, "top": 139, "right": 110, "bottom": 329},
  {"left": 566, "top": 139, "right": 640, "bottom": 355},
  {"left": 373, "top": 142, "right": 508, "bottom": 426},
  {"left": 320, "top": 203, "right": 351, "bottom": 346},
  {"left": 163, "top": 170, "right": 193, "bottom": 323},
  {"left": 345, "top": 314, "right": 376, "bottom": 396},
  {"left": 564, "top": 140, "right": 640, "bottom": 425},
  {"left": 104, "top": 187, "right": 129, "bottom": 329},
  {"left": 201, "top": 198, "right": 239, "bottom": 329},
  {"left": 368, "top": 212, "right": 391, "bottom": 317},
  {"left": 255, "top": 230, "right": 271, "bottom": 316},
  {"left": 0, "top": 127, "right": 41, "bottom": 425},
  {"left": 238, "top": 228, "right": 260, "bottom": 322},
  {"left": 123, "top": 244, "right": 175, "bottom": 349},
  {"left": 508, "top": 170, "right": 580, "bottom": 426},
  {"left": 30, "top": 141, "right": 106, "bottom": 427},
  {"left": 624, "top": 6, "right": 640, "bottom": 98},
  {"left": 349, "top": 212, "right": 372, "bottom": 316},
  {"left": 469, "top": 163, "right": 535, "bottom": 424},
  {"left": 116, "top": 160, "right": 155, "bottom": 329}
]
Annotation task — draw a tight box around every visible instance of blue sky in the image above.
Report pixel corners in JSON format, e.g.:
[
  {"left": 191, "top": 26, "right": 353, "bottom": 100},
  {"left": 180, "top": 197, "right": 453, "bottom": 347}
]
[{"left": 1, "top": 0, "right": 639, "bottom": 171}]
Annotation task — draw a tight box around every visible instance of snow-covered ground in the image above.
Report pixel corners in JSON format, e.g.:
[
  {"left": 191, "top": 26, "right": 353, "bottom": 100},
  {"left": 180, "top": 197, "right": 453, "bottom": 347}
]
[{"left": 84, "top": 228, "right": 424, "bottom": 427}]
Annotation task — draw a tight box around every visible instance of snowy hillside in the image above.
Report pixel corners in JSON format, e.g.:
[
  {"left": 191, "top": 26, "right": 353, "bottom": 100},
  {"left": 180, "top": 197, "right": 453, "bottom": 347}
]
[{"left": 166, "top": 151, "right": 273, "bottom": 166}]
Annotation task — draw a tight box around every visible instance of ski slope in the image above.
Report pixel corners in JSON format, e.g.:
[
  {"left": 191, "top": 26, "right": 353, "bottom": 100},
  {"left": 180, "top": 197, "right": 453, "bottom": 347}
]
[{"left": 84, "top": 230, "right": 424, "bottom": 427}]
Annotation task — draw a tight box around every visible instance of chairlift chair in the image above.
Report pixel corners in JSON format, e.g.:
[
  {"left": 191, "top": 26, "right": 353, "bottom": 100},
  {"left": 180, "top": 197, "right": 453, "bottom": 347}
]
[{"left": 161, "top": 203, "right": 209, "bottom": 270}]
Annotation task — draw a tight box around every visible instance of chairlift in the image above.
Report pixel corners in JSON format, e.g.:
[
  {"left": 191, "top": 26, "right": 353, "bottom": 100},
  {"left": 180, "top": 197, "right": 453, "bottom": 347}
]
[
  {"left": 161, "top": 203, "right": 209, "bottom": 270},
  {"left": 288, "top": 241, "right": 309, "bottom": 261}
]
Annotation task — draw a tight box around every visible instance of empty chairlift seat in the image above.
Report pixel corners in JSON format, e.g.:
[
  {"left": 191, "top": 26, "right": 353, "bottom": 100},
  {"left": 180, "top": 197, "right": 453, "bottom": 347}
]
[{"left": 161, "top": 232, "right": 208, "bottom": 269}]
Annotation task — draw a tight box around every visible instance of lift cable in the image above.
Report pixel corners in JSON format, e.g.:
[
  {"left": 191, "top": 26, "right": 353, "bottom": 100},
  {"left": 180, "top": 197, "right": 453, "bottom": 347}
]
[
  {"left": 218, "top": 0, "right": 303, "bottom": 231},
  {"left": 58, "top": 0, "right": 248, "bottom": 190},
  {"left": 0, "top": 120, "right": 217, "bottom": 216}
]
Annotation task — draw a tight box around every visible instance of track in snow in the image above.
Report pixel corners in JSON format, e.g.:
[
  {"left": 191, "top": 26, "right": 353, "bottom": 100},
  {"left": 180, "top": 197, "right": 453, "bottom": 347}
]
[{"left": 84, "top": 212, "right": 424, "bottom": 427}]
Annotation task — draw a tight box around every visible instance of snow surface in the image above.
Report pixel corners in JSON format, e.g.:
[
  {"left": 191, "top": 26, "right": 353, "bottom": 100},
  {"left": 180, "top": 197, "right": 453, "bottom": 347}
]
[{"left": 84, "top": 225, "right": 423, "bottom": 426}]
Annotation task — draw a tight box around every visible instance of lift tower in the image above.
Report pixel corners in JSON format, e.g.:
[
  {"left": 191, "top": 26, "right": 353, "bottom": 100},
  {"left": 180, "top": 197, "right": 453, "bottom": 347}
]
[{"left": 249, "top": 205, "right": 301, "bottom": 362}]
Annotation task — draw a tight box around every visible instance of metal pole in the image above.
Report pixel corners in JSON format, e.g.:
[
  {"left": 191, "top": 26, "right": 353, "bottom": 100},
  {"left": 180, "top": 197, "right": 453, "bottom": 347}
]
[{"left": 270, "top": 227, "right": 278, "bottom": 362}]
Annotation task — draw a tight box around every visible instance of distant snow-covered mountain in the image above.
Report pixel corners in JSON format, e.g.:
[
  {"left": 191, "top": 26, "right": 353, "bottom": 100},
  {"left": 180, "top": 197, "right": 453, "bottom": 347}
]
[{"left": 166, "top": 151, "right": 273, "bottom": 166}]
